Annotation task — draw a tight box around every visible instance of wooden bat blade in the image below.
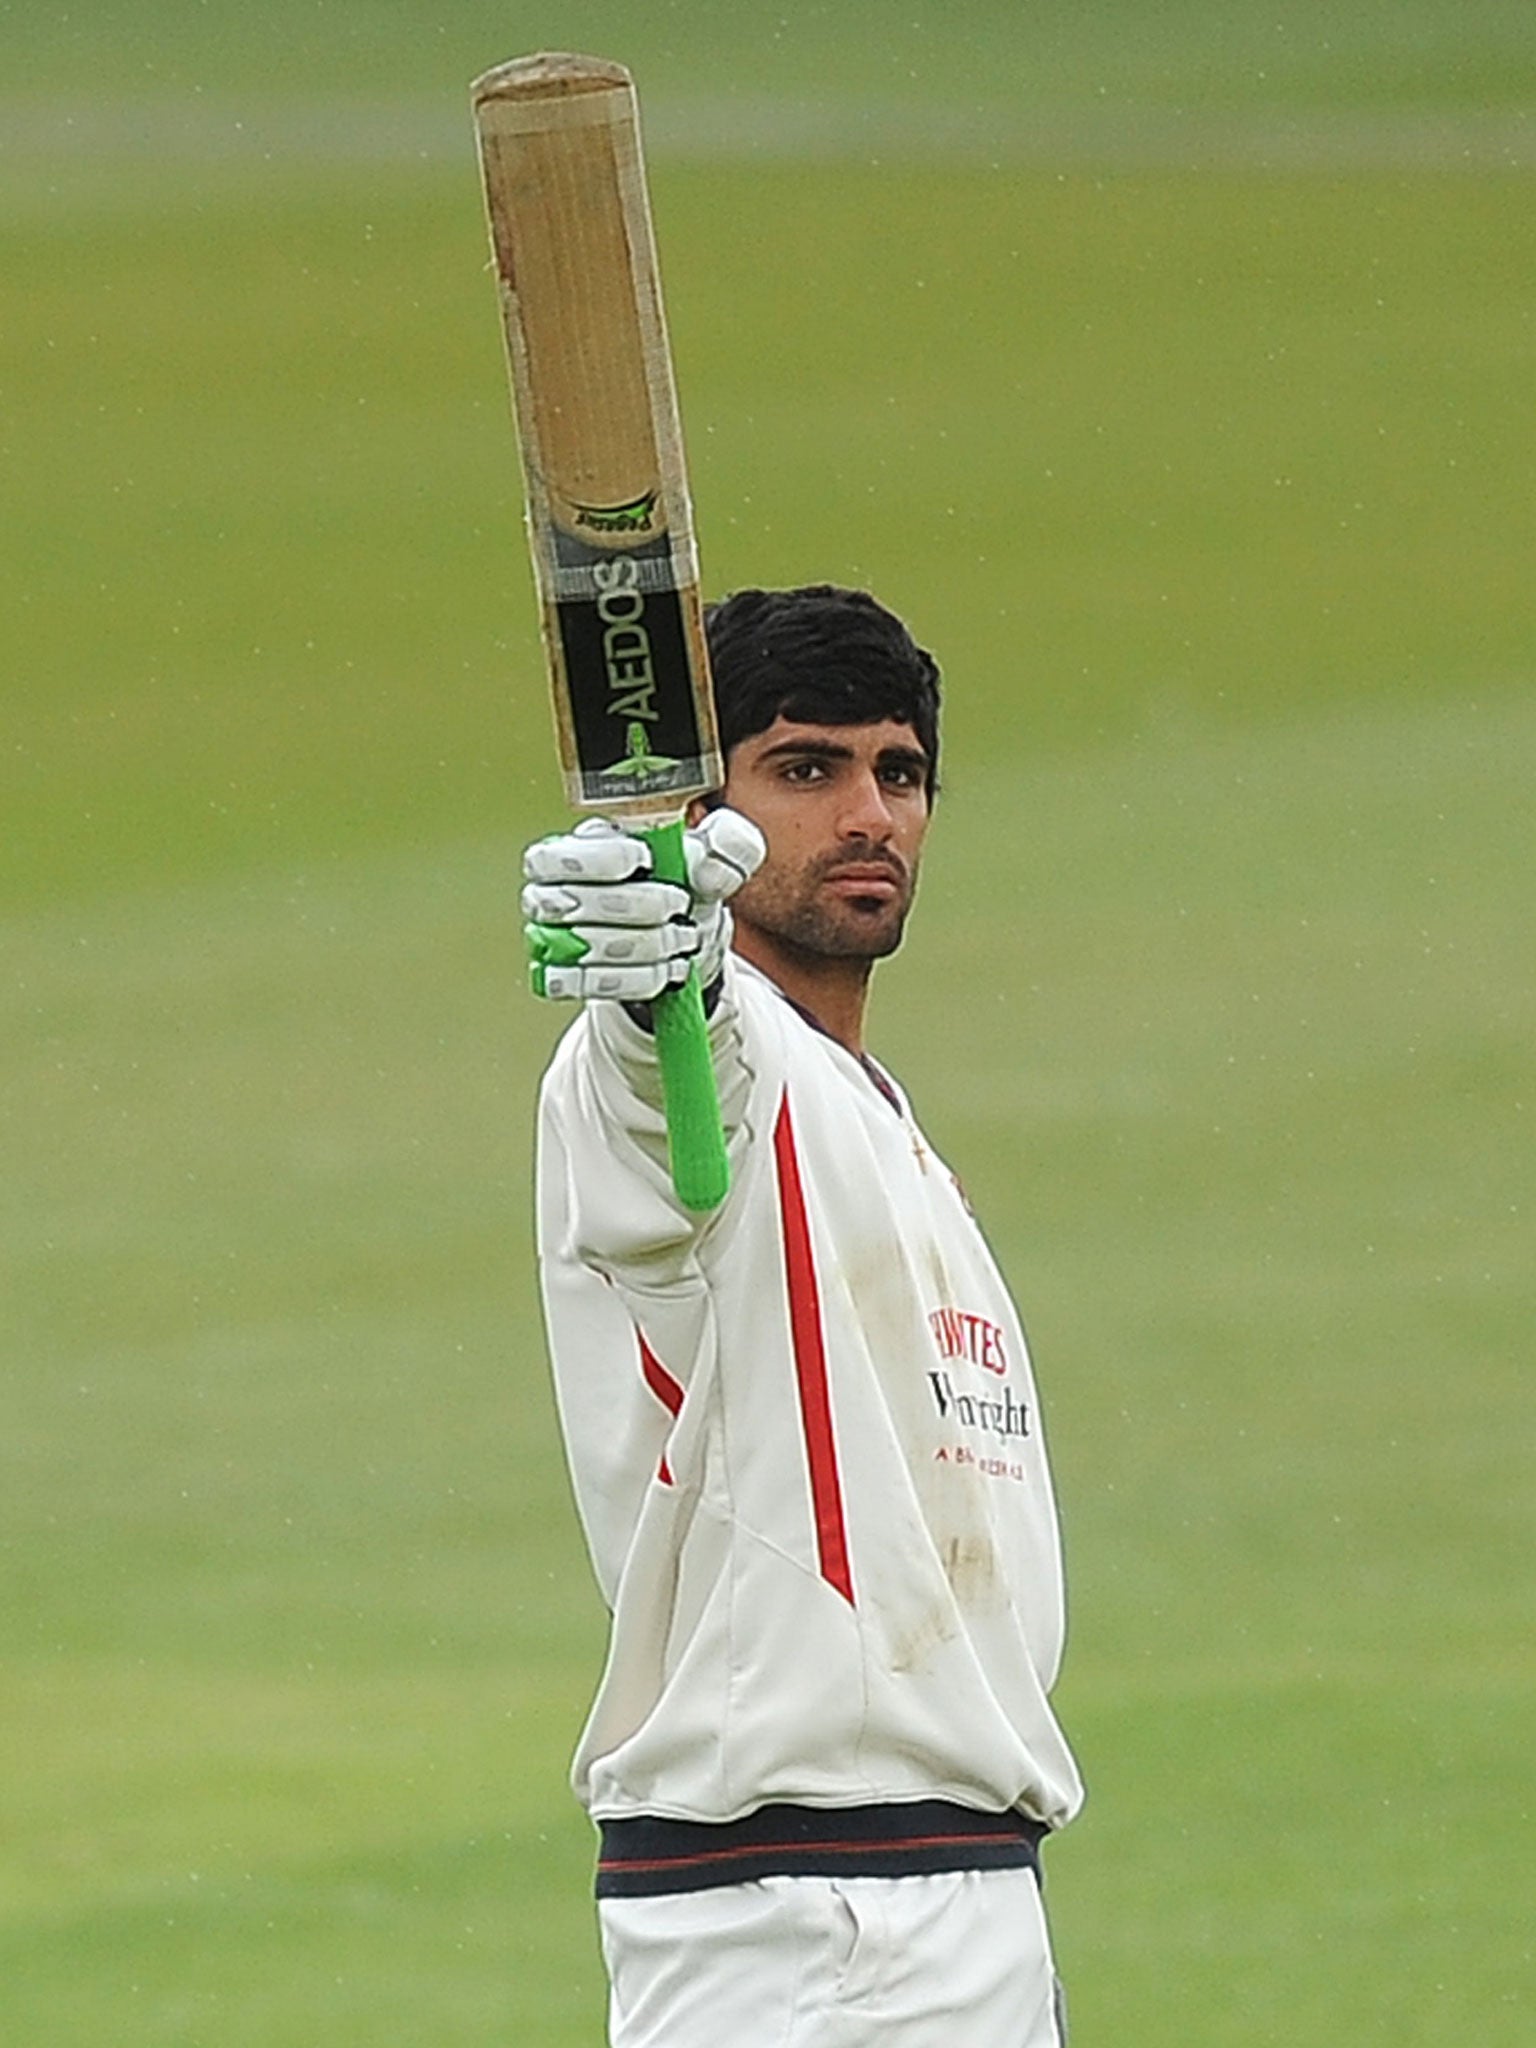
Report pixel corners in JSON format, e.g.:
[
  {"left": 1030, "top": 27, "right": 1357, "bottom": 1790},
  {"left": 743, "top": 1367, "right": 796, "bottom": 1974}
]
[
  {"left": 472, "top": 53, "right": 722, "bottom": 817},
  {"left": 472, "top": 53, "right": 729, "bottom": 1212}
]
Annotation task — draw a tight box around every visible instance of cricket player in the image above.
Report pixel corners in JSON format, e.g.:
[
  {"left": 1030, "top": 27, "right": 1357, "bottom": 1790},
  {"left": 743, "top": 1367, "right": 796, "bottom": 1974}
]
[{"left": 522, "top": 585, "right": 1083, "bottom": 2046}]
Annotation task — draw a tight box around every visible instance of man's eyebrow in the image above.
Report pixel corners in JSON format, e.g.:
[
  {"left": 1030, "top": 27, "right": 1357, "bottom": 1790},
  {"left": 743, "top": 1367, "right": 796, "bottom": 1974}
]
[
  {"left": 752, "top": 737, "right": 931, "bottom": 770},
  {"left": 755, "top": 737, "right": 857, "bottom": 763}
]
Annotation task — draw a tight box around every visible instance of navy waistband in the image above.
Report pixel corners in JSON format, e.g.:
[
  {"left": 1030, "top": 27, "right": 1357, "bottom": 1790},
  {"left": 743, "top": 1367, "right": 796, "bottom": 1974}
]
[{"left": 596, "top": 1800, "right": 1048, "bottom": 1897}]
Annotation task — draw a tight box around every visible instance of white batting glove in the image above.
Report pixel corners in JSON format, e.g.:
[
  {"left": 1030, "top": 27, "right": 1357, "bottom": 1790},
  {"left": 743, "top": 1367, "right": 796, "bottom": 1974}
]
[{"left": 521, "top": 808, "right": 765, "bottom": 1003}]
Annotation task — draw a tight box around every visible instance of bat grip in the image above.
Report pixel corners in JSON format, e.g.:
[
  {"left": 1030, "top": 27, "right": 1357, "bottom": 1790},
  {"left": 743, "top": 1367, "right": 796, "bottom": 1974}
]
[{"left": 638, "top": 817, "right": 730, "bottom": 1212}]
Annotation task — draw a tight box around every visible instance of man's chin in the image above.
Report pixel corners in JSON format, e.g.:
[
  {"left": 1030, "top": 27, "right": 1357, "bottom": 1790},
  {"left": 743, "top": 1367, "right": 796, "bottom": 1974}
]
[
  {"left": 734, "top": 881, "right": 914, "bottom": 965},
  {"left": 805, "top": 902, "right": 910, "bottom": 960}
]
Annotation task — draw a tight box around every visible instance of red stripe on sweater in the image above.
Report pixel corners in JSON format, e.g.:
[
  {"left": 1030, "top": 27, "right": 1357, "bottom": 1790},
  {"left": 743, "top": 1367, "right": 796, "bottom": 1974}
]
[
  {"left": 637, "top": 1330, "right": 684, "bottom": 1486},
  {"left": 773, "top": 1095, "right": 855, "bottom": 1605}
]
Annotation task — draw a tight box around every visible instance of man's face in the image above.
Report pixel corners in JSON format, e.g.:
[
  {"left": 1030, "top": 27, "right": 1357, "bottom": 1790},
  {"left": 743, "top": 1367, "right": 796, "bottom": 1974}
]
[{"left": 716, "top": 717, "right": 932, "bottom": 962}]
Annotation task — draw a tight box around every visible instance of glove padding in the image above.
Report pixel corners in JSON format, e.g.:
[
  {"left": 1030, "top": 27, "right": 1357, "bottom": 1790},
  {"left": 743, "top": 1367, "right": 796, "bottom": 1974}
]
[{"left": 522, "top": 808, "right": 765, "bottom": 1002}]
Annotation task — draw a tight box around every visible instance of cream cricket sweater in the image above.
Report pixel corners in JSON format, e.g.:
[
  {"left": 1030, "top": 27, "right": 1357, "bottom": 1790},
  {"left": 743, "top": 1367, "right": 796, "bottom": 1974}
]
[{"left": 535, "top": 958, "right": 1083, "bottom": 1836}]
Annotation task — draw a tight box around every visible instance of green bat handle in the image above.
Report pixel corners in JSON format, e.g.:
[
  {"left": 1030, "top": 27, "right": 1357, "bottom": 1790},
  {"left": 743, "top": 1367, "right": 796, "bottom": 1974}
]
[{"left": 638, "top": 817, "right": 730, "bottom": 1212}]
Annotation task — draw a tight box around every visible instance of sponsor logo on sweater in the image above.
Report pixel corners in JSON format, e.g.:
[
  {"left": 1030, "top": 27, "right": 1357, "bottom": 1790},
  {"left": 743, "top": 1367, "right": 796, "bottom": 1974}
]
[
  {"left": 928, "top": 1305, "right": 1008, "bottom": 1376},
  {"left": 926, "top": 1368, "right": 1032, "bottom": 1443},
  {"left": 926, "top": 1305, "right": 1032, "bottom": 1477}
]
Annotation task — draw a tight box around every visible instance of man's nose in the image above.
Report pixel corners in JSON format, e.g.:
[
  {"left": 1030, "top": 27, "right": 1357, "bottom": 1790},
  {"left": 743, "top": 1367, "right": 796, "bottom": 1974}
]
[{"left": 838, "top": 769, "right": 895, "bottom": 842}]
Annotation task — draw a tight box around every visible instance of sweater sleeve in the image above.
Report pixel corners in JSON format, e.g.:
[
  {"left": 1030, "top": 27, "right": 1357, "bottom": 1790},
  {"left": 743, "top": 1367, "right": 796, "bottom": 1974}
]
[{"left": 538, "top": 961, "right": 770, "bottom": 1287}]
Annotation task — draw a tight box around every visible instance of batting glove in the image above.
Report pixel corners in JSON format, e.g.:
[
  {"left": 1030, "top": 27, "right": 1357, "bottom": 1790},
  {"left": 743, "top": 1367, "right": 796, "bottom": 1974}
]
[{"left": 521, "top": 808, "right": 765, "bottom": 1002}]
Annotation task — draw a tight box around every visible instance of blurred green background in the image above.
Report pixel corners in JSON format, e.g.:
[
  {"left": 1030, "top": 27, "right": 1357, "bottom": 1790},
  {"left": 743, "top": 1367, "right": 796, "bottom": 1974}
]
[{"left": 3, "top": 3, "right": 1531, "bottom": 2041}]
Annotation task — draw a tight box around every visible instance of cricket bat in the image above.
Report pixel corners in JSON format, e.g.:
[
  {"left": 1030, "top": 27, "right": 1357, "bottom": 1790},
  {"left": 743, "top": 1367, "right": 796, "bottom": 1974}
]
[{"left": 471, "top": 53, "right": 728, "bottom": 1212}]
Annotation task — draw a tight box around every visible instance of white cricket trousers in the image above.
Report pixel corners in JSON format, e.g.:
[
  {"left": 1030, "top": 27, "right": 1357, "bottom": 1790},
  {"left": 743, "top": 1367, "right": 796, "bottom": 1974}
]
[{"left": 598, "top": 1866, "right": 1067, "bottom": 2047}]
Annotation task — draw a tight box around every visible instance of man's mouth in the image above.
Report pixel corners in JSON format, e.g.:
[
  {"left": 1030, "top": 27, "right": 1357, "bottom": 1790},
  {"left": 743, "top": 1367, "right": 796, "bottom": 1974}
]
[{"left": 821, "top": 858, "right": 907, "bottom": 901}]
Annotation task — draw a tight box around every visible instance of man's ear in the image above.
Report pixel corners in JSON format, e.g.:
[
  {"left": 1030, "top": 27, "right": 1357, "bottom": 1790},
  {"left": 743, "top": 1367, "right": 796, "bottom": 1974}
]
[{"left": 685, "top": 793, "right": 719, "bottom": 826}]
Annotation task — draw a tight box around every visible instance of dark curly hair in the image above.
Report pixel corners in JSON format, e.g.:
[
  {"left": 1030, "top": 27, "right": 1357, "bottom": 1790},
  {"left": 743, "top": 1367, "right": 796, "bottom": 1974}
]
[{"left": 703, "top": 585, "right": 941, "bottom": 799}]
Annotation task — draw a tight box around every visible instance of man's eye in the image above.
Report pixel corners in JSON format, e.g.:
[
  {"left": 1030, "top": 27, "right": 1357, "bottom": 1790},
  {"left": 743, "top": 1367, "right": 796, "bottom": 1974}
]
[
  {"left": 881, "top": 764, "right": 922, "bottom": 789},
  {"left": 783, "top": 760, "right": 826, "bottom": 783}
]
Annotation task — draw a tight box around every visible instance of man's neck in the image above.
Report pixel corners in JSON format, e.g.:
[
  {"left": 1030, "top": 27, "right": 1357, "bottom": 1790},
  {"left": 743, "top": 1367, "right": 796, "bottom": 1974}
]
[{"left": 730, "top": 927, "right": 873, "bottom": 1056}]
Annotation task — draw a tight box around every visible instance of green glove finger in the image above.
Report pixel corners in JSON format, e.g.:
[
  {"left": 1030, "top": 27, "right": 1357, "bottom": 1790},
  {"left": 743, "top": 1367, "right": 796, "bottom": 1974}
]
[
  {"left": 526, "top": 922, "right": 592, "bottom": 968},
  {"left": 527, "top": 922, "right": 591, "bottom": 1000}
]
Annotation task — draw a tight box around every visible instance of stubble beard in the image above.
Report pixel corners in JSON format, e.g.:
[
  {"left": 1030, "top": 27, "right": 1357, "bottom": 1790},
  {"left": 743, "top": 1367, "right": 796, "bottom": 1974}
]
[{"left": 733, "top": 846, "right": 918, "bottom": 964}]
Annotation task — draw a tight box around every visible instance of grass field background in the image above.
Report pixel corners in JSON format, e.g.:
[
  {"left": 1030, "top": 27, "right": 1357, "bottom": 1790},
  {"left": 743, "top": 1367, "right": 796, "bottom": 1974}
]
[{"left": 4, "top": 3, "right": 1532, "bottom": 2041}]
